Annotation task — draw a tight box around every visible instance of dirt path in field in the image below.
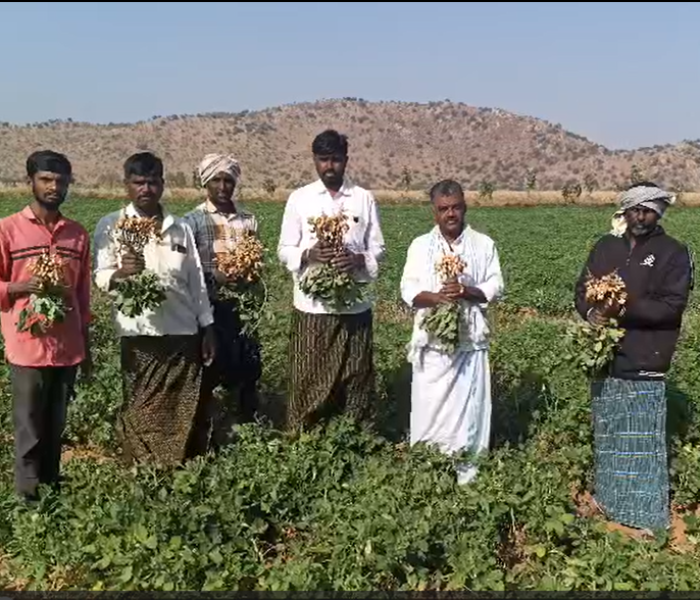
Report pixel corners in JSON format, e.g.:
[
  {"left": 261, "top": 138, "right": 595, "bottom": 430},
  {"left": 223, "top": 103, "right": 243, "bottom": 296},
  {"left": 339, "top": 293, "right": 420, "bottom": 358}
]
[
  {"left": 61, "top": 444, "right": 116, "bottom": 464},
  {"left": 573, "top": 486, "right": 699, "bottom": 550},
  {"left": 0, "top": 548, "right": 28, "bottom": 590},
  {"left": 2, "top": 429, "right": 117, "bottom": 466}
]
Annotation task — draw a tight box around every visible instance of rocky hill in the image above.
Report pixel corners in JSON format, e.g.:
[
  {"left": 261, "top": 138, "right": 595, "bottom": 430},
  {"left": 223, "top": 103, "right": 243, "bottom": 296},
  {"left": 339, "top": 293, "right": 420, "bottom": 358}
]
[{"left": 2, "top": 98, "right": 700, "bottom": 192}]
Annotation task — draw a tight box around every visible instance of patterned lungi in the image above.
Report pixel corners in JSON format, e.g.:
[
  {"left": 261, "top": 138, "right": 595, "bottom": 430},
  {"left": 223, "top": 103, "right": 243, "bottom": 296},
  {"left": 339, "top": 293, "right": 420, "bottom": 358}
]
[
  {"left": 286, "top": 309, "right": 375, "bottom": 432},
  {"left": 591, "top": 377, "right": 669, "bottom": 531},
  {"left": 117, "top": 334, "right": 214, "bottom": 465}
]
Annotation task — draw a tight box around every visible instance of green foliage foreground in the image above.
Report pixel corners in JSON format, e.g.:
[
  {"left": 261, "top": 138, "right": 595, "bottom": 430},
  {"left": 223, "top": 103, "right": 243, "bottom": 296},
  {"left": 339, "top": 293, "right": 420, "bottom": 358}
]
[{"left": 0, "top": 198, "right": 699, "bottom": 591}]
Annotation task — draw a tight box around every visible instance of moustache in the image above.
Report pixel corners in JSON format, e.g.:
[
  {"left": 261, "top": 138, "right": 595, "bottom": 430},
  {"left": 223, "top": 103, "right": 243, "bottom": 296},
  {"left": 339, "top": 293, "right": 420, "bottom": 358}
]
[{"left": 39, "top": 194, "right": 65, "bottom": 203}]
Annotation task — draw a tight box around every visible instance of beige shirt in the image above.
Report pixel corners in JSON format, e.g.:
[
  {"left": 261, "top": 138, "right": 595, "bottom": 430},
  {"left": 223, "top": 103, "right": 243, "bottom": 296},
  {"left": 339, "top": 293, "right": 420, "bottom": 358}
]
[
  {"left": 277, "top": 178, "right": 386, "bottom": 314},
  {"left": 93, "top": 203, "right": 214, "bottom": 337}
]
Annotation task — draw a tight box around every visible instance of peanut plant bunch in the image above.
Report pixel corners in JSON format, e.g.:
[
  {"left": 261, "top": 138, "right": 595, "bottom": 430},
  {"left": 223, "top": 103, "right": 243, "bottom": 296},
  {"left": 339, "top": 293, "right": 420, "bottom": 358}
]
[
  {"left": 565, "top": 270, "right": 628, "bottom": 378},
  {"left": 299, "top": 213, "right": 367, "bottom": 311},
  {"left": 307, "top": 213, "right": 349, "bottom": 252},
  {"left": 111, "top": 271, "right": 167, "bottom": 319},
  {"left": 563, "top": 318, "right": 625, "bottom": 378},
  {"left": 583, "top": 269, "right": 628, "bottom": 308},
  {"left": 115, "top": 215, "right": 162, "bottom": 254},
  {"left": 421, "top": 253, "right": 468, "bottom": 354},
  {"left": 215, "top": 232, "right": 269, "bottom": 335},
  {"left": 422, "top": 303, "right": 466, "bottom": 355},
  {"left": 437, "top": 254, "right": 466, "bottom": 282},
  {"left": 17, "top": 250, "right": 70, "bottom": 336},
  {"left": 110, "top": 215, "right": 167, "bottom": 318},
  {"left": 216, "top": 231, "right": 265, "bottom": 284}
]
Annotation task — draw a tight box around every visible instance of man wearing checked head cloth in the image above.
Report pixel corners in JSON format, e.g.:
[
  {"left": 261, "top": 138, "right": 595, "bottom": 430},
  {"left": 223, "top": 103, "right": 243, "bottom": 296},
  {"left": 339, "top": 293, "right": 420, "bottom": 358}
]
[
  {"left": 574, "top": 180, "right": 694, "bottom": 537},
  {"left": 182, "top": 154, "right": 261, "bottom": 444}
]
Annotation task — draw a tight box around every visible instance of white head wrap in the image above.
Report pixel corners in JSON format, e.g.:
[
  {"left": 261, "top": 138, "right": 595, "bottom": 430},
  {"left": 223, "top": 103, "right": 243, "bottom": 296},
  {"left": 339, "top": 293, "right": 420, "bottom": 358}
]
[
  {"left": 610, "top": 184, "right": 675, "bottom": 236},
  {"left": 197, "top": 154, "right": 241, "bottom": 187}
]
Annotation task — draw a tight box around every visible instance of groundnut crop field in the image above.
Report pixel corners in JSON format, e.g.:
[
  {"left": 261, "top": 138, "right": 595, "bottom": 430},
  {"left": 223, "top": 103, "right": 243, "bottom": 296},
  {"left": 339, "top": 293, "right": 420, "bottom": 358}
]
[{"left": 0, "top": 196, "right": 699, "bottom": 591}]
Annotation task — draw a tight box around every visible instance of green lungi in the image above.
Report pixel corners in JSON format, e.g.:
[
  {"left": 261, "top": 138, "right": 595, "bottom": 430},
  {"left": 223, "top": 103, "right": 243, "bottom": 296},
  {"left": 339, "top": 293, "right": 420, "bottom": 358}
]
[
  {"left": 591, "top": 377, "right": 669, "bottom": 531},
  {"left": 286, "top": 309, "right": 375, "bottom": 431}
]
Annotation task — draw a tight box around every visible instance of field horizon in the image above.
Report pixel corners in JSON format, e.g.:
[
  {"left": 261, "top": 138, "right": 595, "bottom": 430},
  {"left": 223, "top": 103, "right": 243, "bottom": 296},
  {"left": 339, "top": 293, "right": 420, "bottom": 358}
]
[{"left": 3, "top": 184, "right": 700, "bottom": 208}]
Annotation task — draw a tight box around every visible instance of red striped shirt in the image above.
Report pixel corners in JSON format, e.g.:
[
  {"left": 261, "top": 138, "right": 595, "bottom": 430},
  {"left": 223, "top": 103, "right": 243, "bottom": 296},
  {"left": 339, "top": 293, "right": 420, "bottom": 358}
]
[{"left": 0, "top": 206, "right": 91, "bottom": 367}]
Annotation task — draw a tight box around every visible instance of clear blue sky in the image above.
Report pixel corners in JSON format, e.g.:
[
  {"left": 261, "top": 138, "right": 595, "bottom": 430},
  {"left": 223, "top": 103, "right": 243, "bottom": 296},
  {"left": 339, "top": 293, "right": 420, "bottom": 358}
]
[{"left": 1, "top": 1, "right": 696, "bottom": 149}]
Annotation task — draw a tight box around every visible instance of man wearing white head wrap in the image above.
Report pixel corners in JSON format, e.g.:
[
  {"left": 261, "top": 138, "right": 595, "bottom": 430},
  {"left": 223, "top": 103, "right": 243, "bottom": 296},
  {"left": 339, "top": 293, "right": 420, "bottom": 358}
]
[
  {"left": 183, "top": 154, "right": 261, "bottom": 442},
  {"left": 573, "top": 180, "right": 694, "bottom": 536},
  {"left": 197, "top": 154, "right": 241, "bottom": 188},
  {"left": 610, "top": 181, "right": 676, "bottom": 237}
]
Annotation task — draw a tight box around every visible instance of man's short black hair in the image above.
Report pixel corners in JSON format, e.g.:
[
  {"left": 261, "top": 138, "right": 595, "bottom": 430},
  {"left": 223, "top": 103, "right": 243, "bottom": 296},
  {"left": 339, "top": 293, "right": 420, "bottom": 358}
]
[
  {"left": 26, "top": 150, "right": 72, "bottom": 179},
  {"left": 312, "top": 129, "right": 349, "bottom": 157},
  {"left": 124, "top": 152, "right": 164, "bottom": 180}
]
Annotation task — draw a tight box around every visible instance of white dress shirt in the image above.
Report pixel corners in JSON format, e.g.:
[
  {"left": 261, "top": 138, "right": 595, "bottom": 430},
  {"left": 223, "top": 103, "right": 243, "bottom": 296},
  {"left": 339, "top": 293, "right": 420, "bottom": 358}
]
[
  {"left": 277, "top": 178, "right": 386, "bottom": 315},
  {"left": 93, "top": 203, "right": 214, "bottom": 337}
]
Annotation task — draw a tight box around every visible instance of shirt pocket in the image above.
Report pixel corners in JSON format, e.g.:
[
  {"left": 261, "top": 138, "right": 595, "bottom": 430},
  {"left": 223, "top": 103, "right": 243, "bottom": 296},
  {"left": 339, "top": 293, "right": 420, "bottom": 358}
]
[
  {"left": 150, "top": 237, "right": 189, "bottom": 285},
  {"left": 343, "top": 212, "right": 365, "bottom": 250}
]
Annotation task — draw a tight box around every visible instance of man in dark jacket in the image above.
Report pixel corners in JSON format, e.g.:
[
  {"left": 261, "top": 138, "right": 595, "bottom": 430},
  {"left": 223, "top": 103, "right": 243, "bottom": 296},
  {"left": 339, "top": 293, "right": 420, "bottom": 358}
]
[{"left": 574, "top": 180, "right": 693, "bottom": 536}]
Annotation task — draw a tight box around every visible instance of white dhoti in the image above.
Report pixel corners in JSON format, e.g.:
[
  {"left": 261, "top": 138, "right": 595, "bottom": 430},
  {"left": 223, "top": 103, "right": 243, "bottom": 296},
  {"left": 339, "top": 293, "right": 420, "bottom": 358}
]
[
  {"left": 400, "top": 224, "right": 504, "bottom": 486},
  {"left": 410, "top": 347, "right": 491, "bottom": 485}
]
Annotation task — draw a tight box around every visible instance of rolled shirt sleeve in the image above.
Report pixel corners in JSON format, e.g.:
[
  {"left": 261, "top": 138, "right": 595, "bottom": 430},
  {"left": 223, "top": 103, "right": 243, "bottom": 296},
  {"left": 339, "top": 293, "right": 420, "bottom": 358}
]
[
  {"left": 277, "top": 193, "right": 306, "bottom": 274},
  {"left": 93, "top": 214, "right": 119, "bottom": 292},
  {"left": 77, "top": 234, "right": 92, "bottom": 327},
  {"left": 360, "top": 192, "right": 386, "bottom": 281}
]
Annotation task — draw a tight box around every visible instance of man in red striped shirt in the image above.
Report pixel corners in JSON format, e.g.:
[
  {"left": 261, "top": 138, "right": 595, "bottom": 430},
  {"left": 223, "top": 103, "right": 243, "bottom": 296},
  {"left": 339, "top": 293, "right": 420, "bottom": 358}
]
[{"left": 0, "top": 150, "right": 92, "bottom": 501}]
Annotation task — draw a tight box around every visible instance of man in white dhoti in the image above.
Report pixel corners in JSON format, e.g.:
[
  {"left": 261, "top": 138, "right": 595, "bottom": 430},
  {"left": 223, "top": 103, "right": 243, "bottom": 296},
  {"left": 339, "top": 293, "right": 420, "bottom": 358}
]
[{"left": 400, "top": 179, "right": 504, "bottom": 484}]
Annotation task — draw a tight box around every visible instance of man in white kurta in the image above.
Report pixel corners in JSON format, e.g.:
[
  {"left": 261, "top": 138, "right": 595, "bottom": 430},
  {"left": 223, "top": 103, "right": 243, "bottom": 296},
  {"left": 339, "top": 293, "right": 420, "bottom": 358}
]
[
  {"left": 277, "top": 129, "right": 386, "bottom": 431},
  {"left": 400, "top": 179, "right": 504, "bottom": 484},
  {"left": 93, "top": 152, "right": 216, "bottom": 466}
]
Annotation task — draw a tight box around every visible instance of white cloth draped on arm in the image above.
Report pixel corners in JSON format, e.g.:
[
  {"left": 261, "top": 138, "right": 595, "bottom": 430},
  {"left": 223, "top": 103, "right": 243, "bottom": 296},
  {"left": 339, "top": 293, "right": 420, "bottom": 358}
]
[{"left": 358, "top": 196, "right": 386, "bottom": 281}]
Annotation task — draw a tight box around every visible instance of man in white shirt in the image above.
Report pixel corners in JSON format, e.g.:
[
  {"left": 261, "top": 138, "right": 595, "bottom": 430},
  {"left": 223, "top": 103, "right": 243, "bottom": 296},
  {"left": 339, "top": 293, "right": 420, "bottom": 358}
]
[
  {"left": 400, "top": 179, "right": 504, "bottom": 485},
  {"left": 277, "top": 130, "right": 386, "bottom": 432},
  {"left": 182, "top": 153, "right": 261, "bottom": 445},
  {"left": 93, "top": 152, "right": 216, "bottom": 465}
]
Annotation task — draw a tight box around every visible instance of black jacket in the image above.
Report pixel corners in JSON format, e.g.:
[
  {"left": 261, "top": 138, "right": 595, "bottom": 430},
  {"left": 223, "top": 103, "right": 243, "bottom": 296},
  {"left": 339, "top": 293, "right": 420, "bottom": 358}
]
[{"left": 574, "top": 226, "right": 694, "bottom": 380}]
